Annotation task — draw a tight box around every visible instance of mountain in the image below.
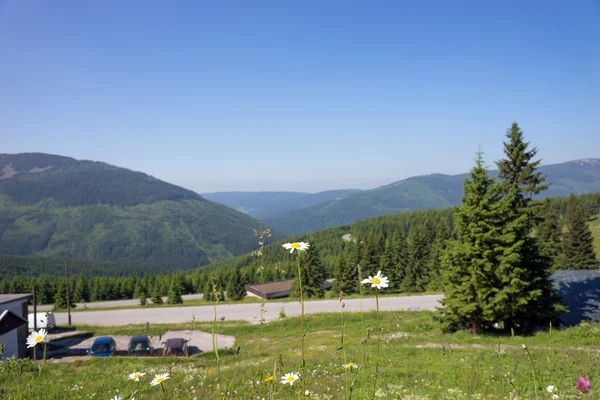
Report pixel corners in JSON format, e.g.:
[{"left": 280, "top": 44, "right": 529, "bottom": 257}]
[
  {"left": 0, "top": 153, "right": 283, "bottom": 270},
  {"left": 202, "top": 189, "right": 362, "bottom": 219},
  {"left": 263, "top": 159, "right": 600, "bottom": 235}
]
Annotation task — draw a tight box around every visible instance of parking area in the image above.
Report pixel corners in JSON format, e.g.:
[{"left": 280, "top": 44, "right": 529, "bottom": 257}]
[{"left": 45, "top": 329, "right": 235, "bottom": 359}]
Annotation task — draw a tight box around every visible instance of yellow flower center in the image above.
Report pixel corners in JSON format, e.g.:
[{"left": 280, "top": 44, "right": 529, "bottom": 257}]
[
  {"left": 291, "top": 243, "right": 301, "bottom": 248},
  {"left": 156, "top": 378, "right": 164, "bottom": 384},
  {"left": 133, "top": 374, "right": 140, "bottom": 379},
  {"left": 265, "top": 376, "right": 274, "bottom": 382},
  {"left": 35, "top": 335, "right": 43, "bottom": 343},
  {"left": 371, "top": 277, "right": 380, "bottom": 284},
  {"left": 347, "top": 362, "right": 355, "bottom": 367},
  {"left": 287, "top": 376, "right": 295, "bottom": 382}
]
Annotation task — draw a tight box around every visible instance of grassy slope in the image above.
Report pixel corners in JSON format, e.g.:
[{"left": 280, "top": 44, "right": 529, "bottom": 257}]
[
  {"left": 592, "top": 216, "right": 600, "bottom": 256},
  {"left": 4, "top": 311, "right": 600, "bottom": 399}
]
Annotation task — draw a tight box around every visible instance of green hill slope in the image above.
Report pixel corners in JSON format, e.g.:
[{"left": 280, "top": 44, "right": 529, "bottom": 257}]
[
  {"left": 264, "top": 159, "right": 600, "bottom": 235},
  {"left": 0, "top": 153, "right": 283, "bottom": 270},
  {"left": 202, "top": 189, "right": 361, "bottom": 219}
]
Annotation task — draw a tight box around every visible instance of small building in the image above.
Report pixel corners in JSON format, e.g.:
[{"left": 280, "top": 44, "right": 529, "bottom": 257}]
[
  {"left": 0, "top": 294, "right": 33, "bottom": 359},
  {"left": 246, "top": 279, "right": 334, "bottom": 300}
]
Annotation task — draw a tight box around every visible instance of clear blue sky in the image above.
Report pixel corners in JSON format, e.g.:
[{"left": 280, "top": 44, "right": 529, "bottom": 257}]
[{"left": 1, "top": 1, "right": 598, "bottom": 192}]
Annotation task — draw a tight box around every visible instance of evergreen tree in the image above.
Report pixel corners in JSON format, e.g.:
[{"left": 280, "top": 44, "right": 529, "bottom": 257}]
[
  {"left": 439, "top": 151, "right": 501, "bottom": 332},
  {"left": 167, "top": 275, "right": 184, "bottom": 304},
  {"left": 427, "top": 222, "right": 452, "bottom": 291},
  {"left": 291, "top": 246, "right": 327, "bottom": 298},
  {"left": 150, "top": 283, "right": 163, "bottom": 305},
  {"left": 379, "top": 237, "right": 400, "bottom": 291},
  {"left": 334, "top": 252, "right": 359, "bottom": 294},
  {"left": 53, "top": 279, "right": 68, "bottom": 310},
  {"left": 227, "top": 265, "right": 247, "bottom": 301},
  {"left": 562, "top": 195, "right": 598, "bottom": 269},
  {"left": 404, "top": 221, "right": 435, "bottom": 292},
  {"left": 139, "top": 290, "right": 148, "bottom": 306},
  {"left": 537, "top": 201, "right": 564, "bottom": 271},
  {"left": 73, "top": 274, "right": 89, "bottom": 303},
  {"left": 493, "top": 122, "right": 562, "bottom": 331}
]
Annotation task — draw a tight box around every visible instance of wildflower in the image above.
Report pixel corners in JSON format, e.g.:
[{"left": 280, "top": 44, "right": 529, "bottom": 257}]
[
  {"left": 110, "top": 396, "right": 123, "bottom": 400},
  {"left": 305, "top": 389, "right": 310, "bottom": 396},
  {"left": 343, "top": 362, "right": 358, "bottom": 369},
  {"left": 546, "top": 385, "right": 556, "bottom": 393},
  {"left": 552, "top": 395, "right": 559, "bottom": 400},
  {"left": 282, "top": 242, "right": 309, "bottom": 253},
  {"left": 577, "top": 376, "right": 591, "bottom": 393},
  {"left": 26, "top": 329, "right": 47, "bottom": 348},
  {"left": 521, "top": 344, "right": 527, "bottom": 349},
  {"left": 281, "top": 372, "right": 300, "bottom": 386},
  {"left": 264, "top": 376, "right": 274, "bottom": 383},
  {"left": 360, "top": 270, "right": 389, "bottom": 289},
  {"left": 150, "top": 373, "right": 170, "bottom": 386},
  {"left": 128, "top": 372, "right": 146, "bottom": 382}
]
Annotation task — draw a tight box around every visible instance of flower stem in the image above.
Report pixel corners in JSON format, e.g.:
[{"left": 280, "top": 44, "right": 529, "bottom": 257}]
[
  {"left": 524, "top": 347, "right": 539, "bottom": 400},
  {"left": 372, "top": 289, "right": 380, "bottom": 400},
  {"left": 213, "top": 298, "right": 222, "bottom": 398},
  {"left": 160, "top": 382, "right": 167, "bottom": 400},
  {"left": 138, "top": 380, "right": 141, "bottom": 400},
  {"left": 297, "top": 254, "right": 305, "bottom": 395}
]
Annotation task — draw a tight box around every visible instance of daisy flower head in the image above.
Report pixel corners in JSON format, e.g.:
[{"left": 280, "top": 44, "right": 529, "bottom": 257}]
[
  {"left": 546, "top": 385, "right": 556, "bottom": 393},
  {"left": 264, "top": 376, "right": 274, "bottom": 383},
  {"left": 281, "top": 372, "right": 300, "bottom": 386},
  {"left": 150, "top": 373, "right": 170, "bottom": 386},
  {"left": 552, "top": 395, "right": 559, "bottom": 400},
  {"left": 360, "top": 270, "right": 389, "bottom": 289},
  {"left": 282, "top": 242, "right": 309, "bottom": 254},
  {"left": 128, "top": 372, "right": 146, "bottom": 382},
  {"left": 26, "top": 329, "right": 47, "bottom": 348},
  {"left": 110, "top": 396, "right": 123, "bottom": 400},
  {"left": 343, "top": 362, "right": 358, "bottom": 369}
]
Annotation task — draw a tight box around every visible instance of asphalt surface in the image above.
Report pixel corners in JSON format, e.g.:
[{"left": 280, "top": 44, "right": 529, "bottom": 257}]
[
  {"left": 54, "top": 294, "right": 443, "bottom": 326},
  {"left": 30, "top": 294, "right": 204, "bottom": 312}
]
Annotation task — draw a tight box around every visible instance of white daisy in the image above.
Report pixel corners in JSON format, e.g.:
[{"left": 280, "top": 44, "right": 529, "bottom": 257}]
[
  {"left": 343, "top": 362, "right": 358, "bottom": 369},
  {"left": 110, "top": 396, "right": 123, "bottom": 400},
  {"left": 128, "top": 372, "right": 145, "bottom": 382},
  {"left": 282, "top": 242, "right": 309, "bottom": 253},
  {"left": 552, "top": 395, "right": 559, "bottom": 400},
  {"left": 546, "top": 385, "right": 556, "bottom": 393},
  {"left": 360, "top": 270, "right": 389, "bottom": 289},
  {"left": 281, "top": 372, "right": 300, "bottom": 386},
  {"left": 150, "top": 373, "right": 170, "bottom": 386},
  {"left": 26, "top": 329, "right": 47, "bottom": 348}
]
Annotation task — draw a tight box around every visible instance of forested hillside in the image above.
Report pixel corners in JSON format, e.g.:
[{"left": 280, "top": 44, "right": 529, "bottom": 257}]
[
  {"left": 0, "top": 153, "right": 283, "bottom": 269},
  {"left": 264, "top": 159, "right": 600, "bottom": 235}
]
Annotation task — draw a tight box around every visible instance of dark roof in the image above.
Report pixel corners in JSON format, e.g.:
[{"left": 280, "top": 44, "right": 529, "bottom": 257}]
[
  {"left": 0, "top": 293, "right": 32, "bottom": 306},
  {"left": 166, "top": 338, "right": 185, "bottom": 347},
  {"left": 93, "top": 337, "right": 113, "bottom": 344},
  {"left": 0, "top": 310, "right": 27, "bottom": 335},
  {"left": 130, "top": 335, "right": 149, "bottom": 342},
  {"left": 247, "top": 279, "right": 295, "bottom": 294},
  {"left": 551, "top": 270, "right": 600, "bottom": 326}
]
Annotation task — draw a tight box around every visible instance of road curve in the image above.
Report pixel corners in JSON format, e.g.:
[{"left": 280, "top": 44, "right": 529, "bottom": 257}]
[{"left": 54, "top": 294, "right": 443, "bottom": 326}]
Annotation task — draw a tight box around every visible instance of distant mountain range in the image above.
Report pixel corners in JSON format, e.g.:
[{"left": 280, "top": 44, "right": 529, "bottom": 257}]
[
  {"left": 0, "top": 153, "right": 283, "bottom": 270},
  {"left": 207, "top": 159, "right": 600, "bottom": 235}
]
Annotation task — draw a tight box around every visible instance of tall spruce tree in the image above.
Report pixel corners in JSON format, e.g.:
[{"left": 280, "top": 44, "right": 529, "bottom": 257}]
[
  {"left": 167, "top": 275, "right": 184, "bottom": 304},
  {"left": 53, "top": 279, "right": 68, "bottom": 310},
  {"left": 291, "top": 245, "right": 327, "bottom": 298},
  {"left": 150, "top": 282, "right": 163, "bottom": 305},
  {"left": 439, "top": 151, "right": 501, "bottom": 332},
  {"left": 537, "top": 201, "right": 564, "bottom": 271},
  {"left": 334, "top": 252, "right": 359, "bottom": 295},
  {"left": 562, "top": 195, "right": 598, "bottom": 269},
  {"left": 493, "top": 122, "right": 562, "bottom": 330},
  {"left": 227, "top": 265, "right": 247, "bottom": 301}
]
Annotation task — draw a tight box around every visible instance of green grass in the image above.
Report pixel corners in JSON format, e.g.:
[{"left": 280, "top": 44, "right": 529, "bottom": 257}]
[
  {"left": 590, "top": 216, "right": 600, "bottom": 256},
  {"left": 4, "top": 311, "right": 600, "bottom": 399}
]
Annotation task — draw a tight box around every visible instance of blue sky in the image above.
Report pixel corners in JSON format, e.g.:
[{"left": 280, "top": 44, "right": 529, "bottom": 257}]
[{"left": 1, "top": 1, "right": 598, "bottom": 192}]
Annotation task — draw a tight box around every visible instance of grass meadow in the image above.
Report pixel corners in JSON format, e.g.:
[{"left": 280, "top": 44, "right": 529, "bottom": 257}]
[{"left": 3, "top": 310, "right": 600, "bottom": 399}]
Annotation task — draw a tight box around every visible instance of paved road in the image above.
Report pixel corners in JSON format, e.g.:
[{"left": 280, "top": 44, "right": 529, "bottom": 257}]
[
  {"left": 30, "top": 294, "right": 204, "bottom": 312},
  {"left": 54, "top": 294, "right": 443, "bottom": 326}
]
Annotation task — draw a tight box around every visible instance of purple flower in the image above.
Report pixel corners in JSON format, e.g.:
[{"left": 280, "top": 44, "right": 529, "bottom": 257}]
[{"left": 576, "top": 376, "right": 591, "bottom": 393}]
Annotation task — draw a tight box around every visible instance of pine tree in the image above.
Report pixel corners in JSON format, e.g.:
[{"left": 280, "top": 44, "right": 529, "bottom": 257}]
[
  {"left": 537, "top": 201, "right": 564, "bottom": 271},
  {"left": 427, "top": 222, "right": 452, "bottom": 291},
  {"left": 379, "top": 238, "right": 400, "bottom": 292},
  {"left": 139, "top": 290, "right": 148, "bottom": 306},
  {"left": 150, "top": 283, "right": 163, "bottom": 305},
  {"left": 227, "top": 265, "right": 247, "bottom": 301},
  {"left": 291, "top": 246, "right": 327, "bottom": 298},
  {"left": 404, "top": 221, "right": 435, "bottom": 292},
  {"left": 562, "top": 195, "right": 598, "bottom": 269},
  {"left": 73, "top": 274, "right": 89, "bottom": 303},
  {"left": 167, "top": 275, "right": 184, "bottom": 304},
  {"left": 334, "top": 252, "right": 359, "bottom": 295},
  {"left": 53, "top": 279, "right": 68, "bottom": 310},
  {"left": 439, "top": 151, "right": 501, "bottom": 332},
  {"left": 493, "top": 122, "right": 562, "bottom": 331}
]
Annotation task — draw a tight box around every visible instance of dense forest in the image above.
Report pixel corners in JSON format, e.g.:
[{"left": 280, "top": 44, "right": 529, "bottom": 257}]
[
  {"left": 1, "top": 191, "right": 598, "bottom": 307},
  {"left": 0, "top": 153, "right": 285, "bottom": 269}
]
